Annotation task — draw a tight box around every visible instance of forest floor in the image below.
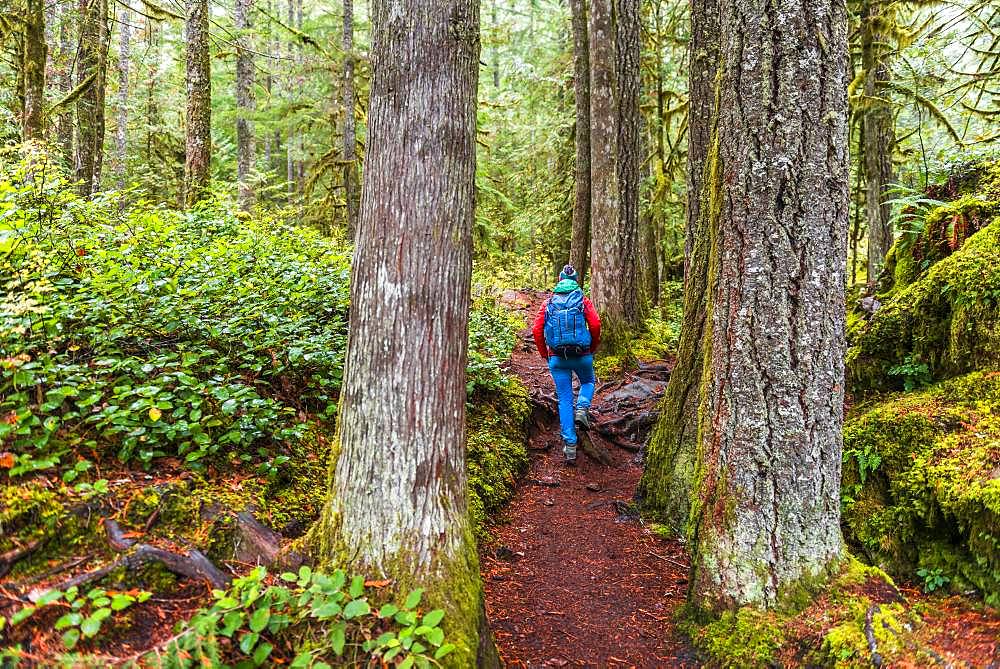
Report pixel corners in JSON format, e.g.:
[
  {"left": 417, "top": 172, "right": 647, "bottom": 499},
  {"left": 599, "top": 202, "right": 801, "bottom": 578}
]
[{"left": 481, "top": 291, "right": 698, "bottom": 668}]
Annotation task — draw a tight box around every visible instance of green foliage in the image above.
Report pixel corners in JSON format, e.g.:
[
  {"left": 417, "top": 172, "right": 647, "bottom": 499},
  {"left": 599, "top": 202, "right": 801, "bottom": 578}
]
[
  {"left": 915, "top": 567, "right": 949, "bottom": 593},
  {"left": 0, "top": 155, "right": 350, "bottom": 476},
  {"left": 466, "top": 289, "right": 523, "bottom": 395},
  {"left": 156, "top": 566, "right": 454, "bottom": 668},
  {"left": 5, "top": 585, "right": 151, "bottom": 650},
  {"left": 887, "top": 354, "right": 931, "bottom": 391}
]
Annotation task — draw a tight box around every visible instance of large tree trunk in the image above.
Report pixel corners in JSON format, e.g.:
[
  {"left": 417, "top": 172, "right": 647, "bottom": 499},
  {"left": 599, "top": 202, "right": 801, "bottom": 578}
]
[
  {"left": 314, "top": 0, "right": 497, "bottom": 663},
  {"left": 236, "top": 0, "right": 256, "bottom": 210},
  {"left": 184, "top": 0, "right": 212, "bottom": 206},
  {"left": 22, "top": 0, "right": 47, "bottom": 140},
  {"left": 342, "top": 0, "right": 359, "bottom": 238},
  {"left": 861, "top": 2, "right": 895, "bottom": 283},
  {"left": 636, "top": 0, "right": 718, "bottom": 530},
  {"left": 114, "top": 4, "right": 130, "bottom": 195},
  {"left": 568, "top": 0, "right": 590, "bottom": 279},
  {"left": 588, "top": 0, "right": 639, "bottom": 354},
  {"left": 686, "top": 0, "right": 849, "bottom": 612},
  {"left": 75, "top": 0, "right": 108, "bottom": 195}
]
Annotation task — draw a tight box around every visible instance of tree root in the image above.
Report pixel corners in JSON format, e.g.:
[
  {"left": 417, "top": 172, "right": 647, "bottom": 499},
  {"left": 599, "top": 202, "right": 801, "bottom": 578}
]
[
  {"left": 865, "top": 604, "right": 883, "bottom": 667},
  {"left": 25, "top": 519, "right": 231, "bottom": 602}
]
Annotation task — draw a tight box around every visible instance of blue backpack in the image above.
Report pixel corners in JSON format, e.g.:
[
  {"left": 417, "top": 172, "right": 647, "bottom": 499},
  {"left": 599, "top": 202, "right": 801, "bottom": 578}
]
[{"left": 543, "top": 289, "right": 592, "bottom": 357}]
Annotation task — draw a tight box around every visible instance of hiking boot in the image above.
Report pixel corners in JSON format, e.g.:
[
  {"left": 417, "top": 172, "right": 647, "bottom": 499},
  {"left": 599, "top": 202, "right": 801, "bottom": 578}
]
[
  {"left": 574, "top": 407, "right": 590, "bottom": 429},
  {"left": 563, "top": 442, "right": 577, "bottom": 466}
]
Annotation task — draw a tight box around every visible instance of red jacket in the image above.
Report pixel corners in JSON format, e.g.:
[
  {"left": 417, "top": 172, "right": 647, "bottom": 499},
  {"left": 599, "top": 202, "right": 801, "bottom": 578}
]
[{"left": 532, "top": 296, "right": 601, "bottom": 358}]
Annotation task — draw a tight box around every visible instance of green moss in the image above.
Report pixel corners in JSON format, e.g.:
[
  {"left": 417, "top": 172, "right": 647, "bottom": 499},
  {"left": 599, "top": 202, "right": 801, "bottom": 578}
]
[
  {"left": 684, "top": 607, "right": 786, "bottom": 668},
  {"left": 466, "top": 378, "right": 530, "bottom": 540},
  {"left": 841, "top": 371, "right": 1000, "bottom": 605}
]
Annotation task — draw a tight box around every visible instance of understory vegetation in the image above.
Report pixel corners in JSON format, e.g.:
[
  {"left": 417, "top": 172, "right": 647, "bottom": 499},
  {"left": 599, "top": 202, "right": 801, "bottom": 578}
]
[{"left": 0, "top": 151, "right": 530, "bottom": 665}]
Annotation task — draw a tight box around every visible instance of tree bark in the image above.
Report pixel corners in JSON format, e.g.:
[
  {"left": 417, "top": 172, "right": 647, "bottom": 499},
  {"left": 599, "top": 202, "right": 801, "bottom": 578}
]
[
  {"left": 569, "top": 0, "right": 591, "bottom": 279},
  {"left": 184, "top": 0, "right": 212, "bottom": 206},
  {"left": 114, "top": 4, "right": 130, "bottom": 195},
  {"left": 686, "top": 0, "right": 849, "bottom": 612},
  {"left": 75, "top": 0, "right": 108, "bottom": 195},
  {"left": 314, "top": 0, "right": 497, "bottom": 662},
  {"left": 861, "top": 2, "right": 895, "bottom": 283},
  {"left": 636, "top": 0, "right": 718, "bottom": 530},
  {"left": 588, "top": 0, "right": 640, "bottom": 353},
  {"left": 236, "top": 0, "right": 256, "bottom": 210},
  {"left": 342, "top": 0, "right": 359, "bottom": 238},
  {"left": 55, "top": 1, "right": 75, "bottom": 160},
  {"left": 615, "top": 0, "right": 641, "bottom": 306},
  {"left": 22, "top": 0, "right": 47, "bottom": 140}
]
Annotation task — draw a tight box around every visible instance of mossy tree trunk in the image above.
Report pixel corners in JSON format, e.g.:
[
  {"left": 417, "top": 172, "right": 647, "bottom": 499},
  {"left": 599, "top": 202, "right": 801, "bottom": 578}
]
[
  {"left": 314, "top": 0, "right": 498, "bottom": 663},
  {"left": 686, "top": 0, "right": 849, "bottom": 612},
  {"left": 569, "top": 0, "right": 591, "bottom": 281},
  {"left": 184, "top": 0, "right": 211, "bottom": 206},
  {"left": 55, "top": 1, "right": 74, "bottom": 160},
  {"left": 235, "top": 0, "right": 256, "bottom": 211},
  {"left": 22, "top": 0, "right": 46, "bottom": 141},
  {"left": 588, "top": 0, "right": 640, "bottom": 355},
  {"left": 636, "top": 0, "right": 718, "bottom": 530},
  {"left": 861, "top": 0, "right": 895, "bottom": 282},
  {"left": 75, "top": 0, "right": 108, "bottom": 195}
]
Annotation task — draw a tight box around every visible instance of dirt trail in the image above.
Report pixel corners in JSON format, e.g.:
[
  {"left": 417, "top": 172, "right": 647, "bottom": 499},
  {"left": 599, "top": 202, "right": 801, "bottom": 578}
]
[{"left": 481, "top": 292, "right": 697, "bottom": 668}]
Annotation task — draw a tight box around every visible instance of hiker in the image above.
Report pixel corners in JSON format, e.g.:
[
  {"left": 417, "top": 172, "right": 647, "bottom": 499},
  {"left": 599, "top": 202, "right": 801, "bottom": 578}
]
[{"left": 532, "top": 265, "right": 601, "bottom": 465}]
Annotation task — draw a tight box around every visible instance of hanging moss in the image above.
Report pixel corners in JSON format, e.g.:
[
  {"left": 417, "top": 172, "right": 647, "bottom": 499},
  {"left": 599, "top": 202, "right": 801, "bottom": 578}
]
[{"left": 841, "top": 371, "right": 1000, "bottom": 605}]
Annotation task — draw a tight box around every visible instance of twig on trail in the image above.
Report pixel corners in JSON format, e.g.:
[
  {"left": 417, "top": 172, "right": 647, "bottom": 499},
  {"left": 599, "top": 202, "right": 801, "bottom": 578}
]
[
  {"left": 648, "top": 551, "right": 688, "bottom": 571},
  {"left": 865, "top": 604, "right": 883, "bottom": 667}
]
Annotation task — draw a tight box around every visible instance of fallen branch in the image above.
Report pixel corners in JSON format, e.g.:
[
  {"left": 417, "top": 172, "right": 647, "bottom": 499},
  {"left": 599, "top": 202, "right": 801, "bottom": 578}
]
[{"left": 0, "top": 539, "right": 43, "bottom": 579}]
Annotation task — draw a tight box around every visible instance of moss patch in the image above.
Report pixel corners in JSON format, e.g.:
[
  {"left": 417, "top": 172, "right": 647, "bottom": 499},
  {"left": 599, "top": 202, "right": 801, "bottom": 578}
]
[
  {"left": 841, "top": 371, "right": 1000, "bottom": 605},
  {"left": 466, "top": 378, "right": 531, "bottom": 540}
]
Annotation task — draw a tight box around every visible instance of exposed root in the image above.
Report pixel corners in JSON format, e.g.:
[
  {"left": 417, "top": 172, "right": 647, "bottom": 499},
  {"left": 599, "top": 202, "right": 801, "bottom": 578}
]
[{"left": 0, "top": 539, "right": 43, "bottom": 579}]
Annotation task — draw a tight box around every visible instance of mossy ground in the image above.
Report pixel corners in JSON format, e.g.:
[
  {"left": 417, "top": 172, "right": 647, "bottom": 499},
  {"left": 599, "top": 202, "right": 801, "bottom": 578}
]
[{"left": 841, "top": 370, "right": 1000, "bottom": 605}]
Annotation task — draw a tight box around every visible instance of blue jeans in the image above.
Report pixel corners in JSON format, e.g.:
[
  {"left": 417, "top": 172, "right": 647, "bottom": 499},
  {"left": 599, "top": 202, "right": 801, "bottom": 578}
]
[{"left": 547, "top": 354, "right": 595, "bottom": 445}]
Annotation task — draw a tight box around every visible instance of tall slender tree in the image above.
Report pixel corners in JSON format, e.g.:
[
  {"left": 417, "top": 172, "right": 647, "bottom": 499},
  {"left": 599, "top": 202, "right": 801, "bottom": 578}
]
[
  {"left": 342, "top": 0, "right": 359, "bottom": 237},
  {"left": 114, "top": 4, "right": 131, "bottom": 195},
  {"left": 22, "top": 0, "right": 47, "bottom": 140},
  {"left": 314, "top": 0, "right": 498, "bottom": 662},
  {"left": 686, "top": 0, "right": 849, "bottom": 611},
  {"left": 55, "top": 0, "right": 75, "bottom": 159},
  {"left": 636, "top": 0, "right": 718, "bottom": 530},
  {"left": 568, "top": 0, "right": 591, "bottom": 279},
  {"left": 615, "top": 0, "right": 641, "bottom": 305},
  {"left": 184, "top": 0, "right": 211, "bottom": 205},
  {"left": 861, "top": 0, "right": 895, "bottom": 281},
  {"left": 75, "top": 0, "right": 108, "bottom": 195},
  {"left": 236, "top": 0, "right": 256, "bottom": 210},
  {"left": 588, "top": 0, "right": 640, "bottom": 353}
]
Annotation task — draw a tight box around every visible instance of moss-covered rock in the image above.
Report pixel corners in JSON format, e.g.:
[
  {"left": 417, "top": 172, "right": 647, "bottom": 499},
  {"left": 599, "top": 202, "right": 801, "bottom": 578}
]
[
  {"left": 846, "top": 218, "right": 1000, "bottom": 392},
  {"left": 466, "top": 378, "right": 530, "bottom": 539},
  {"left": 841, "top": 371, "right": 1000, "bottom": 605}
]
